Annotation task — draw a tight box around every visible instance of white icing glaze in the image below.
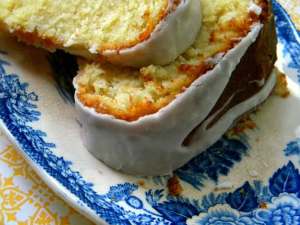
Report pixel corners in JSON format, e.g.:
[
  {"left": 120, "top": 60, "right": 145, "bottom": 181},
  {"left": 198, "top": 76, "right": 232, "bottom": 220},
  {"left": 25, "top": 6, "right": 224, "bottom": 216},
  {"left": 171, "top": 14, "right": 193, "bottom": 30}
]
[
  {"left": 74, "top": 23, "right": 276, "bottom": 175},
  {"left": 64, "top": 28, "right": 81, "bottom": 48},
  {"left": 88, "top": 44, "right": 99, "bottom": 54},
  {"left": 247, "top": 2, "right": 262, "bottom": 15},
  {"left": 62, "top": 0, "right": 202, "bottom": 68},
  {"left": 7, "top": 1, "right": 201, "bottom": 68},
  {"left": 102, "top": 0, "right": 202, "bottom": 67},
  {"left": 206, "top": 52, "right": 225, "bottom": 65},
  {"left": 250, "top": 78, "right": 266, "bottom": 86}
]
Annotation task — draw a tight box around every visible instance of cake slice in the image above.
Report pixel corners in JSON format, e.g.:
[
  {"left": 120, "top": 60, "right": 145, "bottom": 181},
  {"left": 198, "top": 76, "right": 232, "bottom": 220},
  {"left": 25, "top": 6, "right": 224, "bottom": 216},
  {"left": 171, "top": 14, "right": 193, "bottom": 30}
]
[
  {"left": 0, "top": 0, "right": 201, "bottom": 67},
  {"left": 74, "top": 0, "right": 277, "bottom": 175}
]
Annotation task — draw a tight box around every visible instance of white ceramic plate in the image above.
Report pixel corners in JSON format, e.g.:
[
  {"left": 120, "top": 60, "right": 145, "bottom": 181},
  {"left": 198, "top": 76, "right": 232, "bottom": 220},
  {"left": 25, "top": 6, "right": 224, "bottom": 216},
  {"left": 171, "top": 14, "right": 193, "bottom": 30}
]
[{"left": 0, "top": 1, "right": 299, "bottom": 224}]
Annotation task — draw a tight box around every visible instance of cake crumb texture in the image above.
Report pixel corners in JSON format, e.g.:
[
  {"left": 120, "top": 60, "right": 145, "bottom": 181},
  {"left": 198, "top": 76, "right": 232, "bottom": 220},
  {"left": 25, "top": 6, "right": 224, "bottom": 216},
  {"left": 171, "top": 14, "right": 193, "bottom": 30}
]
[
  {"left": 273, "top": 71, "right": 290, "bottom": 98},
  {"left": 76, "top": 0, "right": 269, "bottom": 121},
  {"left": 167, "top": 175, "right": 183, "bottom": 196},
  {"left": 0, "top": 0, "right": 169, "bottom": 52},
  {"left": 227, "top": 115, "right": 257, "bottom": 136}
]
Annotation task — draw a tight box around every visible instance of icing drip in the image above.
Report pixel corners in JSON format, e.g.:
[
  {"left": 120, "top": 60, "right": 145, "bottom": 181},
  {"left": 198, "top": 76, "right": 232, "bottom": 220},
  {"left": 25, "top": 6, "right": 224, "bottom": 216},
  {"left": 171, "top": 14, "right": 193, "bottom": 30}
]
[{"left": 74, "top": 23, "right": 277, "bottom": 175}]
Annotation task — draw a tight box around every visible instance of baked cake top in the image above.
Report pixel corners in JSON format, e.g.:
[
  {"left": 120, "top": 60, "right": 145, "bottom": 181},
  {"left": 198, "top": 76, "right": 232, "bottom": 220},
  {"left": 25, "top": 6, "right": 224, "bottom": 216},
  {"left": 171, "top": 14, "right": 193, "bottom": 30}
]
[
  {"left": 75, "top": 0, "right": 270, "bottom": 122},
  {"left": 0, "top": 0, "right": 202, "bottom": 67}
]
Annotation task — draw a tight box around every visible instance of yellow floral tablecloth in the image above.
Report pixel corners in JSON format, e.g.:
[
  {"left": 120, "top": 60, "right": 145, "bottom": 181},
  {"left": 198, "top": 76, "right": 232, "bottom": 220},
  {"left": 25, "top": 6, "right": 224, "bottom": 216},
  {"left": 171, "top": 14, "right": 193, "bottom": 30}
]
[
  {"left": 0, "top": 1, "right": 299, "bottom": 224},
  {"left": 0, "top": 132, "right": 93, "bottom": 225}
]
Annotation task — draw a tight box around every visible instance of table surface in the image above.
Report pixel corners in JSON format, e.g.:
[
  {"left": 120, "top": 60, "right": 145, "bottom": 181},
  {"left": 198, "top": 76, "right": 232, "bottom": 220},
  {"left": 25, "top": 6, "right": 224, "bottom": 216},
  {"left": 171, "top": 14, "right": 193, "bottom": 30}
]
[{"left": 0, "top": 1, "right": 299, "bottom": 224}]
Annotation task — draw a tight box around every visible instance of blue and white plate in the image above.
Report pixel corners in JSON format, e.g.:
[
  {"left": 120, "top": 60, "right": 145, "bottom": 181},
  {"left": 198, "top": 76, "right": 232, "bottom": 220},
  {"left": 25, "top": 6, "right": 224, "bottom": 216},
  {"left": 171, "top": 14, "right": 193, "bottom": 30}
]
[{"left": 0, "top": 1, "right": 299, "bottom": 224}]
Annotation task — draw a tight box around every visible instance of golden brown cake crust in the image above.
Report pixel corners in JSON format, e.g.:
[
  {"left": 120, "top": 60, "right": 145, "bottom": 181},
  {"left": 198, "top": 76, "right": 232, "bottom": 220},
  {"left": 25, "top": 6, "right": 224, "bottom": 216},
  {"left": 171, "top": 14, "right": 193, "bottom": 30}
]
[
  {"left": 75, "top": 0, "right": 275, "bottom": 122},
  {"left": 73, "top": 0, "right": 278, "bottom": 175}
]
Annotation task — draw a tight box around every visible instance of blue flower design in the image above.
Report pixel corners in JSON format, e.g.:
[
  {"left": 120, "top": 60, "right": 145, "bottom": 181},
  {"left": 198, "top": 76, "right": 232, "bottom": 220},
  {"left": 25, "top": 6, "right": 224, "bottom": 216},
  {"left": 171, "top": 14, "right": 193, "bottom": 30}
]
[
  {"left": 1, "top": 1, "right": 300, "bottom": 224},
  {"left": 107, "top": 183, "right": 138, "bottom": 202},
  {"left": 0, "top": 51, "right": 154, "bottom": 224},
  {"left": 146, "top": 189, "right": 164, "bottom": 207},
  {"left": 125, "top": 196, "right": 144, "bottom": 209},
  {"left": 154, "top": 218, "right": 171, "bottom": 225},
  {"left": 119, "top": 212, "right": 157, "bottom": 225},
  {"left": 284, "top": 139, "right": 300, "bottom": 164},
  {"left": 187, "top": 204, "right": 255, "bottom": 225},
  {"left": 174, "top": 138, "right": 248, "bottom": 190},
  {"left": 134, "top": 214, "right": 155, "bottom": 225},
  {"left": 253, "top": 193, "right": 300, "bottom": 225}
]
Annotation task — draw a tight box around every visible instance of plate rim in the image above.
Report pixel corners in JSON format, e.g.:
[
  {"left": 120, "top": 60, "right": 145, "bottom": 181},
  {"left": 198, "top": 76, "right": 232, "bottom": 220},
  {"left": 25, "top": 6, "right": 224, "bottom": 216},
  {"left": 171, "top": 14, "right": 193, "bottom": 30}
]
[
  {"left": 0, "top": 121, "right": 107, "bottom": 224},
  {"left": 0, "top": 1, "right": 299, "bottom": 224}
]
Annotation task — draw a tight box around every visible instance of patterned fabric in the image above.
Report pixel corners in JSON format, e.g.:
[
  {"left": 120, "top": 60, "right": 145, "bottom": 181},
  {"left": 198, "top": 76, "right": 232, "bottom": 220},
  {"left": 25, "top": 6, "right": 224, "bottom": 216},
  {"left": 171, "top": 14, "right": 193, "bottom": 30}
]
[
  {"left": 0, "top": 133, "right": 94, "bottom": 224},
  {"left": 0, "top": 1, "right": 299, "bottom": 224}
]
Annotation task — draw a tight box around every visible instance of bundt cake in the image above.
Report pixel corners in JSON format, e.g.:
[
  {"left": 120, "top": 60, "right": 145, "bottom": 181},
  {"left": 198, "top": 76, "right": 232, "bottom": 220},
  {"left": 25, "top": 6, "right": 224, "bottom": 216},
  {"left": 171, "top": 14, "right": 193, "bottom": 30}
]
[
  {"left": 74, "top": 0, "right": 277, "bottom": 175},
  {"left": 0, "top": 0, "right": 202, "bottom": 67}
]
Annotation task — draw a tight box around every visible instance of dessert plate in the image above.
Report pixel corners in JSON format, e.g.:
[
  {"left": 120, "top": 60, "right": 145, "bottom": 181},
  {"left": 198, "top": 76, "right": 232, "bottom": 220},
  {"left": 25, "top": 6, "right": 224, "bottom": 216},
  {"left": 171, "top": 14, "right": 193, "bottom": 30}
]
[{"left": 0, "top": 1, "right": 299, "bottom": 224}]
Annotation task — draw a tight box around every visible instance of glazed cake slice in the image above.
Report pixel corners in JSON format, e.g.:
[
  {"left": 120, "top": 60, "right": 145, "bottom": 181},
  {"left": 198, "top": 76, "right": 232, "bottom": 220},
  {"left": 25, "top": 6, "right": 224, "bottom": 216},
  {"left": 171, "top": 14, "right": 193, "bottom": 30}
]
[
  {"left": 74, "top": 0, "right": 277, "bottom": 175},
  {"left": 0, "top": 0, "right": 201, "bottom": 67}
]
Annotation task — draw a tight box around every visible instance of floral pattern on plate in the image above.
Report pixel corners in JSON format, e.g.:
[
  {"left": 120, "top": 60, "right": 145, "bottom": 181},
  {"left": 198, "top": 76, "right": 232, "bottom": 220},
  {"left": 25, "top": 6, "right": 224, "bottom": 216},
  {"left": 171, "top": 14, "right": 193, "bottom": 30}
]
[{"left": 0, "top": 0, "right": 299, "bottom": 224}]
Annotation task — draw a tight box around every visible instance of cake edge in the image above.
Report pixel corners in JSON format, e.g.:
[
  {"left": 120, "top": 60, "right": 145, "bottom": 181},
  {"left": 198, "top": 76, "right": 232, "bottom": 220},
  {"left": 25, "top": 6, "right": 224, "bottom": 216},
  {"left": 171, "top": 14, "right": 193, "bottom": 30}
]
[
  {"left": 73, "top": 23, "right": 267, "bottom": 175},
  {"left": 0, "top": 0, "right": 202, "bottom": 67}
]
